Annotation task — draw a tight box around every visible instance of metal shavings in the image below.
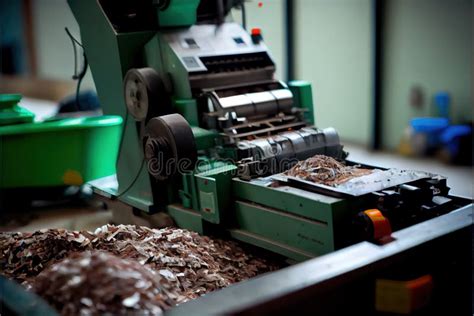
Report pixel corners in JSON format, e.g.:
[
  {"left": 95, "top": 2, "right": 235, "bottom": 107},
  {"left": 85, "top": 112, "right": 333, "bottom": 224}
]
[
  {"left": 159, "top": 269, "right": 177, "bottom": 281},
  {"left": 0, "top": 225, "right": 279, "bottom": 314},
  {"left": 32, "top": 251, "right": 173, "bottom": 315},
  {"left": 122, "top": 292, "right": 141, "bottom": 308},
  {"left": 285, "top": 155, "right": 372, "bottom": 186}
]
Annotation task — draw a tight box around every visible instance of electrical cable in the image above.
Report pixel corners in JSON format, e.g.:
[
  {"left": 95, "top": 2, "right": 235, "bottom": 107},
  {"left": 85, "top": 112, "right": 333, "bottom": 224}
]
[
  {"left": 116, "top": 108, "right": 129, "bottom": 168},
  {"left": 116, "top": 158, "right": 146, "bottom": 198},
  {"left": 65, "top": 27, "right": 88, "bottom": 111},
  {"left": 65, "top": 27, "right": 83, "bottom": 48},
  {"left": 114, "top": 106, "right": 146, "bottom": 198},
  {"left": 74, "top": 54, "right": 88, "bottom": 111},
  {"left": 70, "top": 37, "right": 77, "bottom": 77}
]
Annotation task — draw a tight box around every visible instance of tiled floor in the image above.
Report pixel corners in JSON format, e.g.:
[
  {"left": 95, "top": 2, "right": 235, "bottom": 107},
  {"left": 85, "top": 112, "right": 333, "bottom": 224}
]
[{"left": 0, "top": 204, "right": 113, "bottom": 233}]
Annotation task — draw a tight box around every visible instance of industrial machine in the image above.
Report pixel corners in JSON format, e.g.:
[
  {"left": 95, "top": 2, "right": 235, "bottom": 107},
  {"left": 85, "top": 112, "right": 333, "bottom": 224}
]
[{"left": 68, "top": 0, "right": 472, "bottom": 261}]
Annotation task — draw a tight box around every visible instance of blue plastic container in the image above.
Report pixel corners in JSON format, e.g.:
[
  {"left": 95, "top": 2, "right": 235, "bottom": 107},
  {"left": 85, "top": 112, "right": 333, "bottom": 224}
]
[
  {"left": 440, "top": 125, "right": 472, "bottom": 156},
  {"left": 410, "top": 117, "right": 449, "bottom": 148}
]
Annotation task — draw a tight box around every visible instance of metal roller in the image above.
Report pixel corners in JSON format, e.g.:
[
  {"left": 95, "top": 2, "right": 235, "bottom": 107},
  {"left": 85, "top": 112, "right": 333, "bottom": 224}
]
[
  {"left": 123, "top": 67, "right": 171, "bottom": 121},
  {"left": 236, "top": 127, "right": 346, "bottom": 178},
  {"left": 144, "top": 114, "right": 197, "bottom": 180},
  {"left": 213, "top": 87, "right": 294, "bottom": 118}
]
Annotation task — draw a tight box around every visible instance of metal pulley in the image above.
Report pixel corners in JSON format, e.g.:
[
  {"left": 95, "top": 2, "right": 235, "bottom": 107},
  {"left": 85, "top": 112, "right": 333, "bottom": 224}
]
[
  {"left": 123, "top": 67, "right": 170, "bottom": 121},
  {"left": 144, "top": 114, "right": 197, "bottom": 180}
]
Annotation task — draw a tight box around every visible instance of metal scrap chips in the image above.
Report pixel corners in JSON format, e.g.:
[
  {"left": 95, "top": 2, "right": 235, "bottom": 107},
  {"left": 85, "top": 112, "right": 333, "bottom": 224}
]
[{"left": 0, "top": 225, "right": 279, "bottom": 314}]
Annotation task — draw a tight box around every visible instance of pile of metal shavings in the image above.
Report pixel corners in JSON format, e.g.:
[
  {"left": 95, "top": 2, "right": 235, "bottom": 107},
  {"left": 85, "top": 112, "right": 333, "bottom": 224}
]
[
  {"left": 285, "top": 154, "right": 373, "bottom": 186},
  {"left": 32, "top": 251, "right": 175, "bottom": 315},
  {"left": 0, "top": 225, "right": 278, "bottom": 311}
]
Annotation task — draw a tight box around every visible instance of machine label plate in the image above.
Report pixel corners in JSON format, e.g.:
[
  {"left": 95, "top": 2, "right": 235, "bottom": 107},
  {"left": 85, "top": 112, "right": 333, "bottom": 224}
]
[{"left": 200, "top": 191, "right": 216, "bottom": 214}]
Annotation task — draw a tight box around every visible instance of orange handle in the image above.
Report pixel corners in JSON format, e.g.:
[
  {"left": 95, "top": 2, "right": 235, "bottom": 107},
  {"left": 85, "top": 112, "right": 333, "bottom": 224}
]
[{"left": 364, "top": 209, "right": 392, "bottom": 239}]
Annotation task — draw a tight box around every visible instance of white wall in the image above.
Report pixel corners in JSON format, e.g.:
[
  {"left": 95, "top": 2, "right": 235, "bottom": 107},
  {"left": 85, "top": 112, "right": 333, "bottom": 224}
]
[
  {"left": 32, "top": 0, "right": 96, "bottom": 90},
  {"left": 231, "top": 0, "right": 286, "bottom": 80},
  {"left": 294, "top": 0, "right": 373, "bottom": 145},
  {"left": 382, "top": 0, "right": 473, "bottom": 149}
]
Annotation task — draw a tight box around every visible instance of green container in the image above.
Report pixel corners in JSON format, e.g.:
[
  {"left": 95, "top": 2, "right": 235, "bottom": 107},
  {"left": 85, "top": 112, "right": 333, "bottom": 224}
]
[
  {"left": 0, "top": 115, "right": 123, "bottom": 188},
  {"left": 0, "top": 94, "right": 35, "bottom": 126}
]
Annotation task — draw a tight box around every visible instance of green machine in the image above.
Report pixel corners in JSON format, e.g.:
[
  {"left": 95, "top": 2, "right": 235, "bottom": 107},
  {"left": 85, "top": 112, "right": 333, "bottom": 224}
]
[{"left": 69, "top": 0, "right": 469, "bottom": 261}]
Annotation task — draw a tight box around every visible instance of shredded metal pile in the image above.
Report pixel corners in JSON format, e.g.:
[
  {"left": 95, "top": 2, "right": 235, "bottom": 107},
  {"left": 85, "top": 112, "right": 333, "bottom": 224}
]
[
  {"left": 0, "top": 225, "right": 278, "bottom": 313},
  {"left": 32, "top": 251, "right": 175, "bottom": 315},
  {"left": 285, "top": 155, "right": 372, "bottom": 186}
]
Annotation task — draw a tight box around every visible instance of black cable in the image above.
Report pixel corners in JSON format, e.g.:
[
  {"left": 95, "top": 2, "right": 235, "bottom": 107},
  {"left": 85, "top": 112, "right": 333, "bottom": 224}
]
[
  {"left": 65, "top": 27, "right": 83, "bottom": 48},
  {"left": 114, "top": 108, "right": 147, "bottom": 198},
  {"left": 70, "top": 36, "right": 78, "bottom": 78},
  {"left": 65, "top": 27, "right": 87, "bottom": 111},
  {"left": 116, "top": 158, "right": 146, "bottom": 198},
  {"left": 74, "top": 54, "right": 88, "bottom": 111},
  {"left": 117, "top": 108, "right": 129, "bottom": 165}
]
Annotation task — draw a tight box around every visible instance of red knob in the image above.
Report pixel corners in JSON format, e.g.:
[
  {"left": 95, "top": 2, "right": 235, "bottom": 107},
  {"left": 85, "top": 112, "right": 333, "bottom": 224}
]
[
  {"left": 251, "top": 28, "right": 263, "bottom": 44},
  {"left": 251, "top": 27, "right": 261, "bottom": 36}
]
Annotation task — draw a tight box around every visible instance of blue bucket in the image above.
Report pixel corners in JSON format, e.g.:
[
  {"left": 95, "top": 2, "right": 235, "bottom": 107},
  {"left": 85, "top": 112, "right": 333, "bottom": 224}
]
[{"left": 410, "top": 117, "right": 449, "bottom": 148}]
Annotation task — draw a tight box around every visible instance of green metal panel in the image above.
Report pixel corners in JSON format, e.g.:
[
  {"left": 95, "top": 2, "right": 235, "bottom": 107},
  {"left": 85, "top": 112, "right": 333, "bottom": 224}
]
[
  {"left": 167, "top": 204, "right": 203, "bottom": 234},
  {"left": 288, "top": 80, "right": 315, "bottom": 125},
  {"left": 143, "top": 34, "right": 167, "bottom": 83},
  {"left": 195, "top": 159, "right": 232, "bottom": 173},
  {"left": 229, "top": 229, "right": 314, "bottom": 262},
  {"left": 158, "top": 0, "right": 200, "bottom": 27},
  {"left": 179, "top": 159, "right": 231, "bottom": 212},
  {"left": 68, "top": 0, "right": 157, "bottom": 212},
  {"left": 159, "top": 33, "right": 193, "bottom": 99},
  {"left": 192, "top": 127, "right": 218, "bottom": 150},
  {"left": 233, "top": 178, "right": 343, "bottom": 224},
  {"left": 180, "top": 172, "right": 198, "bottom": 209},
  {"left": 175, "top": 99, "right": 199, "bottom": 126},
  {"left": 196, "top": 165, "right": 237, "bottom": 224},
  {"left": 234, "top": 201, "right": 334, "bottom": 257}
]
